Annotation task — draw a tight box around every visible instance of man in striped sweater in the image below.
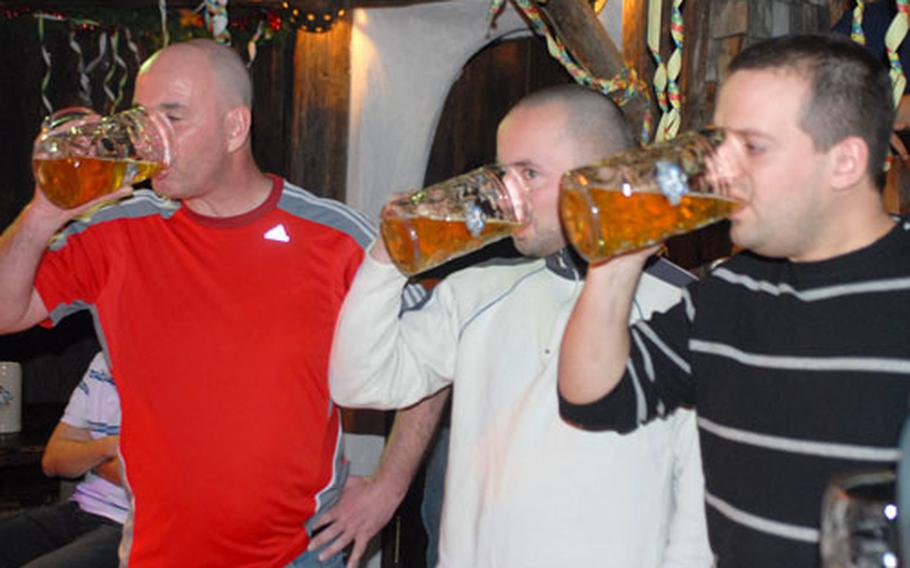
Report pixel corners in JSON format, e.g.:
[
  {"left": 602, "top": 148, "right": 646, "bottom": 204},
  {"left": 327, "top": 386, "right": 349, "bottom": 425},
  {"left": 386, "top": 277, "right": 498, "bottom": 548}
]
[{"left": 558, "top": 34, "right": 909, "bottom": 567}]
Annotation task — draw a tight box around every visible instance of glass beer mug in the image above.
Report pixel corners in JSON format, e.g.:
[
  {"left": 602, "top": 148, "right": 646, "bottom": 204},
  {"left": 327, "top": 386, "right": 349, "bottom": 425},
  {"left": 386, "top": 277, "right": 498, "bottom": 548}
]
[
  {"left": 820, "top": 470, "right": 901, "bottom": 568},
  {"left": 380, "top": 165, "right": 530, "bottom": 276},
  {"left": 32, "top": 106, "right": 175, "bottom": 209},
  {"left": 559, "top": 128, "right": 745, "bottom": 263}
]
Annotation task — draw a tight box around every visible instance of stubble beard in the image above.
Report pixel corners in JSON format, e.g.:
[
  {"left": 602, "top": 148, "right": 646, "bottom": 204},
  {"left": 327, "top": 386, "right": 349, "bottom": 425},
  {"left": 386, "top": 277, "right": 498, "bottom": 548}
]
[{"left": 512, "top": 224, "right": 565, "bottom": 259}]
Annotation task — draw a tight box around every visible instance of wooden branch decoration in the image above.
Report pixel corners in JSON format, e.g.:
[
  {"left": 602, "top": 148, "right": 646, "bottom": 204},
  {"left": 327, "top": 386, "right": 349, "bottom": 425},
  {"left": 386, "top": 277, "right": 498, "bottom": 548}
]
[{"left": 535, "top": 0, "right": 655, "bottom": 142}]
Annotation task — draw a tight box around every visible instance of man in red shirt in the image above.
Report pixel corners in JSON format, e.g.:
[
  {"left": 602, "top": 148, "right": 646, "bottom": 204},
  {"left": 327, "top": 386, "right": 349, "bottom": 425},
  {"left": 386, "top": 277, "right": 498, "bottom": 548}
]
[{"left": 0, "top": 39, "right": 442, "bottom": 567}]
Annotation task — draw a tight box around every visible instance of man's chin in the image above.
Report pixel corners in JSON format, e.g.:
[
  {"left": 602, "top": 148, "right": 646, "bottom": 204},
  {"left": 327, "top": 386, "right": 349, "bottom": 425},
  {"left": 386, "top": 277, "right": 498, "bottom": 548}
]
[
  {"left": 151, "top": 183, "right": 178, "bottom": 199},
  {"left": 511, "top": 234, "right": 531, "bottom": 256}
]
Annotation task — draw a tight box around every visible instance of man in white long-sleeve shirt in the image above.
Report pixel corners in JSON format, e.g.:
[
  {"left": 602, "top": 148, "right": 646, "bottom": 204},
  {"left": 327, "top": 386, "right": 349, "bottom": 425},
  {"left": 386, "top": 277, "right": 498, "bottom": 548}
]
[{"left": 330, "top": 85, "right": 713, "bottom": 567}]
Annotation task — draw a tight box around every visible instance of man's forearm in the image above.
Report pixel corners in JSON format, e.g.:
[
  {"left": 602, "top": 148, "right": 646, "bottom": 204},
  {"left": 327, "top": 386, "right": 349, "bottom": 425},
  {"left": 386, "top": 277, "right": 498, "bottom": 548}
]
[
  {"left": 42, "top": 427, "right": 119, "bottom": 479},
  {"left": 307, "top": 390, "right": 451, "bottom": 566},
  {"left": 330, "top": 253, "right": 451, "bottom": 409},
  {"left": 558, "top": 253, "right": 650, "bottom": 404},
  {"left": 0, "top": 199, "right": 62, "bottom": 333},
  {"left": 93, "top": 456, "right": 123, "bottom": 486},
  {"left": 372, "top": 388, "right": 451, "bottom": 499}
]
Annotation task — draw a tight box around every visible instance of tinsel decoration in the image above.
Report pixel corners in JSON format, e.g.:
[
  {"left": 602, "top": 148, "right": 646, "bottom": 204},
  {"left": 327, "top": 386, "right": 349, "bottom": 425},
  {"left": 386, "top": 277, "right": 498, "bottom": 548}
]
[
  {"left": 159, "top": 0, "right": 170, "bottom": 46},
  {"left": 205, "top": 0, "right": 231, "bottom": 45}
]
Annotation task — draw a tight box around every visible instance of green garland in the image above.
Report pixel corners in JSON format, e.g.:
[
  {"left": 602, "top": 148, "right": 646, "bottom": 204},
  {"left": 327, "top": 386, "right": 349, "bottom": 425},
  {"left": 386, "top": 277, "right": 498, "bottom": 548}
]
[{"left": 1, "top": 3, "right": 344, "bottom": 53}]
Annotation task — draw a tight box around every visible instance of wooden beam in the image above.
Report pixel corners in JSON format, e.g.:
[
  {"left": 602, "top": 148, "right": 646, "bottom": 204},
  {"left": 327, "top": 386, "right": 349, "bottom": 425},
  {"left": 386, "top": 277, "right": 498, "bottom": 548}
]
[
  {"left": 535, "top": 0, "right": 655, "bottom": 143},
  {"left": 288, "top": 19, "right": 351, "bottom": 201},
  {"left": 680, "top": 0, "right": 713, "bottom": 131},
  {"left": 620, "top": 0, "right": 662, "bottom": 142}
]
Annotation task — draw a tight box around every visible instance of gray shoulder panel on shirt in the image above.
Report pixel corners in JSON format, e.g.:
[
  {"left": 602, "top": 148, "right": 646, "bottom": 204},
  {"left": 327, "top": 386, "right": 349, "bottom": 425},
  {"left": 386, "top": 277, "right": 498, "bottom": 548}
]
[
  {"left": 277, "top": 180, "right": 377, "bottom": 249},
  {"left": 48, "top": 190, "right": 180, "bottom": 252}
]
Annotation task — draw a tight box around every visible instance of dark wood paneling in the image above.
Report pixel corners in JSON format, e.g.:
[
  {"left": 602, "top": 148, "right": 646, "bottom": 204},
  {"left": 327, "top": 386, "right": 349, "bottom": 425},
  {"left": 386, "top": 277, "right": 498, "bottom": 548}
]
[
  {"left": 288, "top": 19, "right": 351, "bottom": 200},
  {"left": 250, "top": 40, "right": 292, "bottom": 179},
  {"left": 680, "top": 0, "right": 714, "bottom": 131}
]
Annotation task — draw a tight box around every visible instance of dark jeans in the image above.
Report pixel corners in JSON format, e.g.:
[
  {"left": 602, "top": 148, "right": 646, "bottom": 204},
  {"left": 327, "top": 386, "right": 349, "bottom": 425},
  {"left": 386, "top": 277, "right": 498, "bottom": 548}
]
[{"left": 0, "top": 501, "right": 121, "bottom": 568}]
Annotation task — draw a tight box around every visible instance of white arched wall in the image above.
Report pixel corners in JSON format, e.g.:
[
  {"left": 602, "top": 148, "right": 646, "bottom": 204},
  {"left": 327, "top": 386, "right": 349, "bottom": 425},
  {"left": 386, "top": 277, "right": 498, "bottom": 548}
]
[{"left": 347, "top": 0, "right": 623, "bottom": 218}]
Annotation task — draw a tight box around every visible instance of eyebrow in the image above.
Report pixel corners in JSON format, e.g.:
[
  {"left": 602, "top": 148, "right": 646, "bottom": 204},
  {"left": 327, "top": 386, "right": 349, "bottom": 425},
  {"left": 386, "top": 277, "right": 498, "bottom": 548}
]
[
  {"left": 499, "top": 159, "right": 536, "bottom": 169},
  {"left": 726, "top": 127, "right": 772, "bottom": 141},
  {"left": 157, "top": 102, "right": 186, "bottom": 111}
]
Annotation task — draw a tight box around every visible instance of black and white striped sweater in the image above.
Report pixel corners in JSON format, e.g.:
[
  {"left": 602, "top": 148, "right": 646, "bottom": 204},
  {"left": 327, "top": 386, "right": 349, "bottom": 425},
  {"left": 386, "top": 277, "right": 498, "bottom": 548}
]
[{"left": 561, "top": 219, "right": 910, "bottom": 567}]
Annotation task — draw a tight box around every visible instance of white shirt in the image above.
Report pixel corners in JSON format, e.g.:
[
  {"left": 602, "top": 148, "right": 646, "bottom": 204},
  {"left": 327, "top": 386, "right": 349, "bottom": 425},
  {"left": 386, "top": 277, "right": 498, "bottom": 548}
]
[
  {"left": 331, "top": 251, "right": 712, "bottom": 567},
  {"left": 63, "top": 352, "right": 128, "bottom": 524}
]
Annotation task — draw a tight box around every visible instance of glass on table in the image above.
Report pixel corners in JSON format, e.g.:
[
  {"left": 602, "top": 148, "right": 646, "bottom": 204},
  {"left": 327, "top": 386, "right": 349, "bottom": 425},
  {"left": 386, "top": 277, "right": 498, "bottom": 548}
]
[
  {"left": 820, "top": 469, "right": 901, "bottom": 568},
  {"left": 379, "top": 165, "right": 530, "bottom": 276},
  {"left": 559, "top": 128, "right": 746, "bottom": 263},
  {"left": 32, "top": 106, "right": 175, "bottom": 209}
]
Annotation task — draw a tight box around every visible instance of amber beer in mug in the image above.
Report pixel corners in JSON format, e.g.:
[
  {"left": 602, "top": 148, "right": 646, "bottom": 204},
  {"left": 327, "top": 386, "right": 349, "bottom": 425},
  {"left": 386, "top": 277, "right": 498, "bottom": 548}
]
[
  {"left": 559, "top": 129, "right": 744, "bottom": 263},
  {"left": 380, "top": 166, "right": 529, "bottom": 276},
  {"left": 32, "top": 106, "right": 175, "bottom": 209}
]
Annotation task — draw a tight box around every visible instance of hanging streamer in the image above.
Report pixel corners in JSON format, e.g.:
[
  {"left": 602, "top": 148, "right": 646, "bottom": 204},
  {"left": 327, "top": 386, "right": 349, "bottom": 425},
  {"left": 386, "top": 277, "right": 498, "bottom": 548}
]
[
  {"left": 647, "top": 0, "right": 669, "bottom": 140},
  {"left": 123, "top": 28, "right": 143, "bottom": 71},
  {"left": 488, "top": 0, "right": 653, "bottom": 141},
  {"left": 247, "top": 20, "right": 264, "bottom": 68},
  {"left": 655, "top": 0, "right": 684, "bottom": 142},
  {"left": 101, "top": 31, "right": 119, "bottom": 111},
  {"left": 69, "top": 29, "right": 93, "bottom": 107},
  {"left": 35, "top": 15, "right": 55, "bottom": 116},
  {"left": 110, "top": 30, "right": 130, "bottom": 112},
  {"left": 885, "top": 0, "right": 909, "bottom": 107},
  {"left": 205, "top": 0, "right": 231, "bottom": 45},
  {"left": 851, "top": 0, "right": 866, "bottom": 46},
  {"left": 159, "top": 0, "right": 170, "bottom": 47},
  {"left": 85, "top": 32, "right": 109, "bottom": 79},
  {"left": 488, "top": 0, "right": 507, "bottom": 26}
]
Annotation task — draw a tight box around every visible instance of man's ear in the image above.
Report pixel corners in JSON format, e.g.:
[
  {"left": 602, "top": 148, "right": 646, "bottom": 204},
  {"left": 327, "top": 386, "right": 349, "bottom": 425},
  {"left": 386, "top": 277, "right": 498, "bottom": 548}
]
[
  {"left": 224, "top": 106, "right": 251, "bottom": 153},
  {"left": 829, "top": 135, "right": 869, "bottom": 191}
]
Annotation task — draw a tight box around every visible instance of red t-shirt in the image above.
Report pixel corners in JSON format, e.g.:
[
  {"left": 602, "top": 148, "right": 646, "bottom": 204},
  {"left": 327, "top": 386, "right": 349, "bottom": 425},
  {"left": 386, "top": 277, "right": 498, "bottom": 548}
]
[{"left": 36, "top": 177, "right": 371, "bottom": 566}]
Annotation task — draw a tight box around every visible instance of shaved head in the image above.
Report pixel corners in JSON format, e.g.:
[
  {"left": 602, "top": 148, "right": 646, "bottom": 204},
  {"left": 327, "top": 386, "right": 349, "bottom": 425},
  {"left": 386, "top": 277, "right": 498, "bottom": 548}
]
[
  {"left": 507, "top": 84, "right": 634, "bottom": 162},
  {"left": 496, "top": 84, "right": 635, "bottom": 258},
  {"left": 139, "top": 39, "right": 252, "bottom": 110}
]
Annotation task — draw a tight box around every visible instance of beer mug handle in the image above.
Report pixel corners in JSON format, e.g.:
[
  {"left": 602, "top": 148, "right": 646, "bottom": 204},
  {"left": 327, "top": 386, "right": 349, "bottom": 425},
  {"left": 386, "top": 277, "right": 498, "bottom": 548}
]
[
  {"left": 136, "top": 106, "right": 177, "bottom": 169},
  {"left": 703, "top": 129, "right": 749, "bottom": 202},
  {"left": 500, "top": 166, "right": 532, "bottom": 226},
  {"left": 40, "top": 106, "right": 99, "bottom": 133}
]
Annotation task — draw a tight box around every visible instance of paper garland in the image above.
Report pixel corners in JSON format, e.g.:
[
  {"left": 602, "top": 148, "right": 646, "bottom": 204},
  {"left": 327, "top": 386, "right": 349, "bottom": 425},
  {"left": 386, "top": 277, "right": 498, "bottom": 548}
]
[
  {"left": 851, "top": 0, "right": 866, "bottom": 46},
  {"left": 205, "top": 0, "right": 231, "bottom": 46},
  {"left": 885, "top": 0, "right": 909, "bottom": 107},
  {"left": 489, "top": 0, "right": 654, "bottom": 142},
  {"left": 654, "top": 0, "right": 684, "bottom": 142}
]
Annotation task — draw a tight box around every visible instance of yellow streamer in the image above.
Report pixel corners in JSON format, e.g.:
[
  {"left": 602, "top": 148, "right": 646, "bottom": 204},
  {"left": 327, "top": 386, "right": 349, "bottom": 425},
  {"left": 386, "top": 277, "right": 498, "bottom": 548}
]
[
  {"left": 885, "top": 0, "right": 908, "bottom": 107},
  {"left": 647, "top": 0, "right": 669, "bottom": 127},
  {"left": 649, "top": 0, "right": 686, "bottom": 142},
  {"left": 851, "top": 0, "right": 866, "bottom": 46}
]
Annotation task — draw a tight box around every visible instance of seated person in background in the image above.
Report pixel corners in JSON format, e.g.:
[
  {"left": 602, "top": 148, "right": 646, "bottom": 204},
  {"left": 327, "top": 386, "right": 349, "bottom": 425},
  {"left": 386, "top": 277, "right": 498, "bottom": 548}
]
[{"left": 0, "top": 352, "right": 125, "bottom": 568}]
